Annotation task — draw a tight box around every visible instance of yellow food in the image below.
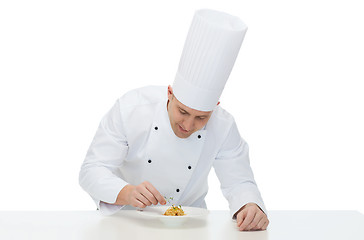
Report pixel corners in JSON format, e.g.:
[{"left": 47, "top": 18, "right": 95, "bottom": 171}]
[{"left": 163, "top": 205, "right": 185, "bottom": 216}]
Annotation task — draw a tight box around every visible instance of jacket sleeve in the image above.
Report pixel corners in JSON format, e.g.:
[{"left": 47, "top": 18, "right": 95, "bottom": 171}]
[
  {"left": 79, "top": 99, "right": 129, "bottom": 215},
  {"left": 213, "top": 121, "right": 267, "bottom": 219}
]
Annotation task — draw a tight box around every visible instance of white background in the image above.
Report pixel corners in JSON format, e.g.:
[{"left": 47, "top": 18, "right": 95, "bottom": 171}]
[{"left": 0, "top": 0, "right": 363, "bottom": 214}]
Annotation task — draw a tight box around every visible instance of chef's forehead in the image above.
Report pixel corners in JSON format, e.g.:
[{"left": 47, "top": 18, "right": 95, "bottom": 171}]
[{"left": 174, "top": 95, "right": 213, "bottom": 115}]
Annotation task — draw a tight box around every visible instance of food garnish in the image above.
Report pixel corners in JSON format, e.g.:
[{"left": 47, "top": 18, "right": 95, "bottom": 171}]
[
  {"left": 163, "top": 196, "right": 185, "bottom": 216},
  {"left": 163, "top": 204, "right": 185, "bottom": 216}
]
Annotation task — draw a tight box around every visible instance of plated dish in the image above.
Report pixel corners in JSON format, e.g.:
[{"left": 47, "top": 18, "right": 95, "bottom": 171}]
[
  {"left": 138, "top": 206, "right": 209, "bottom": 226},
  {"left": 163, "top": 205, "right": 185, "bottom": 216}
]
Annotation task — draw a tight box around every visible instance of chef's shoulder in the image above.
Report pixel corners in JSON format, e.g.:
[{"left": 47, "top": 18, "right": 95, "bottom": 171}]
[
  {"left": 117, "top": 85, "right": 165, "bottom": 105},
  {"left": 115, "top": 85, "right": 165, "bottom": 115},
  {"left": 209, "top": 105, "right": 236, "bottom": 129},
  {"left": 208, "top": 105, "right": 241, "bottom": 139}
]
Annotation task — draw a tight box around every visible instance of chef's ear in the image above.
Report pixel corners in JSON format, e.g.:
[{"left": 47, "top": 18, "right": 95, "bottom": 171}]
[{"left": 167, "top": 85, "right": 174, "bottom": 100}]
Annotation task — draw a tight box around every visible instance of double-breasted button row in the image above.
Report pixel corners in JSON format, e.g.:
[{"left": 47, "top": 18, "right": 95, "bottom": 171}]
[
  {"left": 147, "top": 159, "right": 192, "bottom": 170},
  {"left": 155, "top": 125, "right": 202, "bottom": 140}
]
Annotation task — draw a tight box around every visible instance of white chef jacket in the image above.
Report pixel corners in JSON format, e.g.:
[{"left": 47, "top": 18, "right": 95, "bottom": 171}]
[{"left": 79, "top": 85, "right": 266, "bottom": 218}]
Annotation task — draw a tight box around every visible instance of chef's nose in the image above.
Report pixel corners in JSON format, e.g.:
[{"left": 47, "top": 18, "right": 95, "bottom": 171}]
[{"left": 183, "top": 117, "right": 194, "bottom": 132}]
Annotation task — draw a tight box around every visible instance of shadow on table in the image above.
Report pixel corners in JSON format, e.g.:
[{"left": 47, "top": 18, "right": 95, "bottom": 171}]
[
  {"left": 82, "top": 213, "right": 209, "bottom": 240},
  {"left": 82, "top": 211, "right": 268, "bottom": 240},
  {"left": 114, "top": 211, "right": 208, "bottom": 229}
]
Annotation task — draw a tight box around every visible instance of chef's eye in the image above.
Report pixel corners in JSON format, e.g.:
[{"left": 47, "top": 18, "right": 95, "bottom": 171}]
[
  {"left": 179, "top": 110, "right": 187, "bottom": 115},
  {"left": 198, "top": 117, "right": 206, "bottom": 120}
]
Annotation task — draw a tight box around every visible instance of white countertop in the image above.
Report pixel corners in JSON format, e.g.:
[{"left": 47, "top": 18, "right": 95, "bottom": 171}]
[{"left": 0, "top": 210, "right": 363, "bottom": 240}]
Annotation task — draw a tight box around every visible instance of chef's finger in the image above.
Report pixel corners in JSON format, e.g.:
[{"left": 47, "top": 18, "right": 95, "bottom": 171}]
[
  {"left": 131, "top": 198, "right": 146, "bottom": 208},
  {"left": 236, "top": 209, "right": 246, "bottom": 226},
  {"left": 239, "top": 210, "right": 256, "bottom": 231},
  {"left": 139, "top": 187, "right": 158, "bottom": 205},
  {"left": 140, "top": 192, "right": 153, "bottom": 206},
  {"left": 252, "top": 215, "right": 266, "bottom": 230},
  {"left": 135, "top": 185, "right": 153, "bottom": 206},
  {"left": 136, "top": 192, "right": 152, "bottom": 207},
  {"left": 262, "top": 220, "right": 269, "bottom": 230},
  {"left": 144, "top": 181, "right": 166, "bottom": 205},
  {"left": 248, "top": 211, "right": 264, "bottom": 230}
]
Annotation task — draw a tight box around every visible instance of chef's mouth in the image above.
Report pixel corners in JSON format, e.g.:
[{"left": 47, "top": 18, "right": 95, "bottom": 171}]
[{"left": 178, "top": 124, "right": 189, "bottom": 133}]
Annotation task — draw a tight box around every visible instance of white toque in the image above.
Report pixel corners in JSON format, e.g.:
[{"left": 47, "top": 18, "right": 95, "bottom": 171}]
[{"left": 173, "top": 9, "right": 248, "bottom": 111}]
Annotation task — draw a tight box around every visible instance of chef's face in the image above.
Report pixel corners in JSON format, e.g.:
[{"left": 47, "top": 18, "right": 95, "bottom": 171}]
[{"left": 167, "top": 85, "right": 213, "bottom": 138}]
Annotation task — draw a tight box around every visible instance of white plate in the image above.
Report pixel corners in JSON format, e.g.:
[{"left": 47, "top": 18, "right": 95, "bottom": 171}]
[{"left": 138, "top": 206, "right": 209, "bottom": 226}]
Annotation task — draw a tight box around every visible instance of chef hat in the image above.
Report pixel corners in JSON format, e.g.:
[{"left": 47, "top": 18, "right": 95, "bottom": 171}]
[{"left": 172, "top": 9, "right": 248, "bottom": 111}]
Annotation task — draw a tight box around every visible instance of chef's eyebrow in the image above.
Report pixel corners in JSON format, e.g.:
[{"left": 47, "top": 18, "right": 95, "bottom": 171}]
[
  {"left": 178, "top": 107, "right": 209, "bottom": 118},
  {"left": 178, "top": 107, "right": 189, "bottom": 114}
]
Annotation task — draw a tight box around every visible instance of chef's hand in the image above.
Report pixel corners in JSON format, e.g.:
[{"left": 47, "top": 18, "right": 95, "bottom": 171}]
[
  {"left": 114, "top": 181, "right": 166, "bottom": 208},
  {"left": 235, "top": 203, "right": 269, "bottom": 231}
]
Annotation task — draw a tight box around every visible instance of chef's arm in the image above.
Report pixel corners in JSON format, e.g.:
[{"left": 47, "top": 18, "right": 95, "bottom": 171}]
[
  {"left": 113, "top": 184, "right": 132, "bottom": 205},
  {"left": 213, "top": 121, "right": 267, "bottom": 219},
  {"left": 79, "top": 99, "right": 129, "bottom": 215},
  {"left": 233, "top": 202, "right": 265, "bottom": 219},
  {"left": 112, "top": 181, "right": 166, "bottom": 207}
]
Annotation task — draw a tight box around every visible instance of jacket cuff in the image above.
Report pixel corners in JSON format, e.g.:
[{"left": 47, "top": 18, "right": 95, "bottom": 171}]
[
  {"left": 229, "top": 192, "right": 267, "bottom": 219},
  {"left": 94, "top": 178, "right": 129, "bottom": 204},
  {"left": 91, "top": 181, "right": 130, "bottom": 215},
  {"left": 98, "top": 201, "right": 126, "bottom": 215}
]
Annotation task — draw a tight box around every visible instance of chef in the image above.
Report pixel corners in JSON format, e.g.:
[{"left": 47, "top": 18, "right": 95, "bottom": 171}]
[{"left": 79, "top": 9, "right": 269, "bottom": 231}]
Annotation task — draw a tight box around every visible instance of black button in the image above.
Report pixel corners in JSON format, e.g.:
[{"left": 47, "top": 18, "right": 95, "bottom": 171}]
[
  {"left": 176, "top": 189, "right": 180, "bottom": 192},
  {"left": 188, "top": 166, "right": 192, "bottom": 170},
  {"left": 148, "top": 159, "right": 152, "bottom": 163},
  {"left": 154, "top": 126, "right": 158, "bottom": 130},
  {"left": 198, "top": 135, "right": 201, "bottom": 139}
]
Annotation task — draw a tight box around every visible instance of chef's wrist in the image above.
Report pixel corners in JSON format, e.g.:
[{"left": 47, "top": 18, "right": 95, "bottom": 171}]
[
  {"left": 114, "top": 184, "right": 134, "bottom": 205},
  {"left": 233, "top": 203, "right": 256, "bottom": 219}
]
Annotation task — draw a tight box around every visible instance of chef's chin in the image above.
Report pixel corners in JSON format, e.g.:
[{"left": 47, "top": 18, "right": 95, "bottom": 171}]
[{"left": 173, "top": 124, "right": 192, "bottom": 139}]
